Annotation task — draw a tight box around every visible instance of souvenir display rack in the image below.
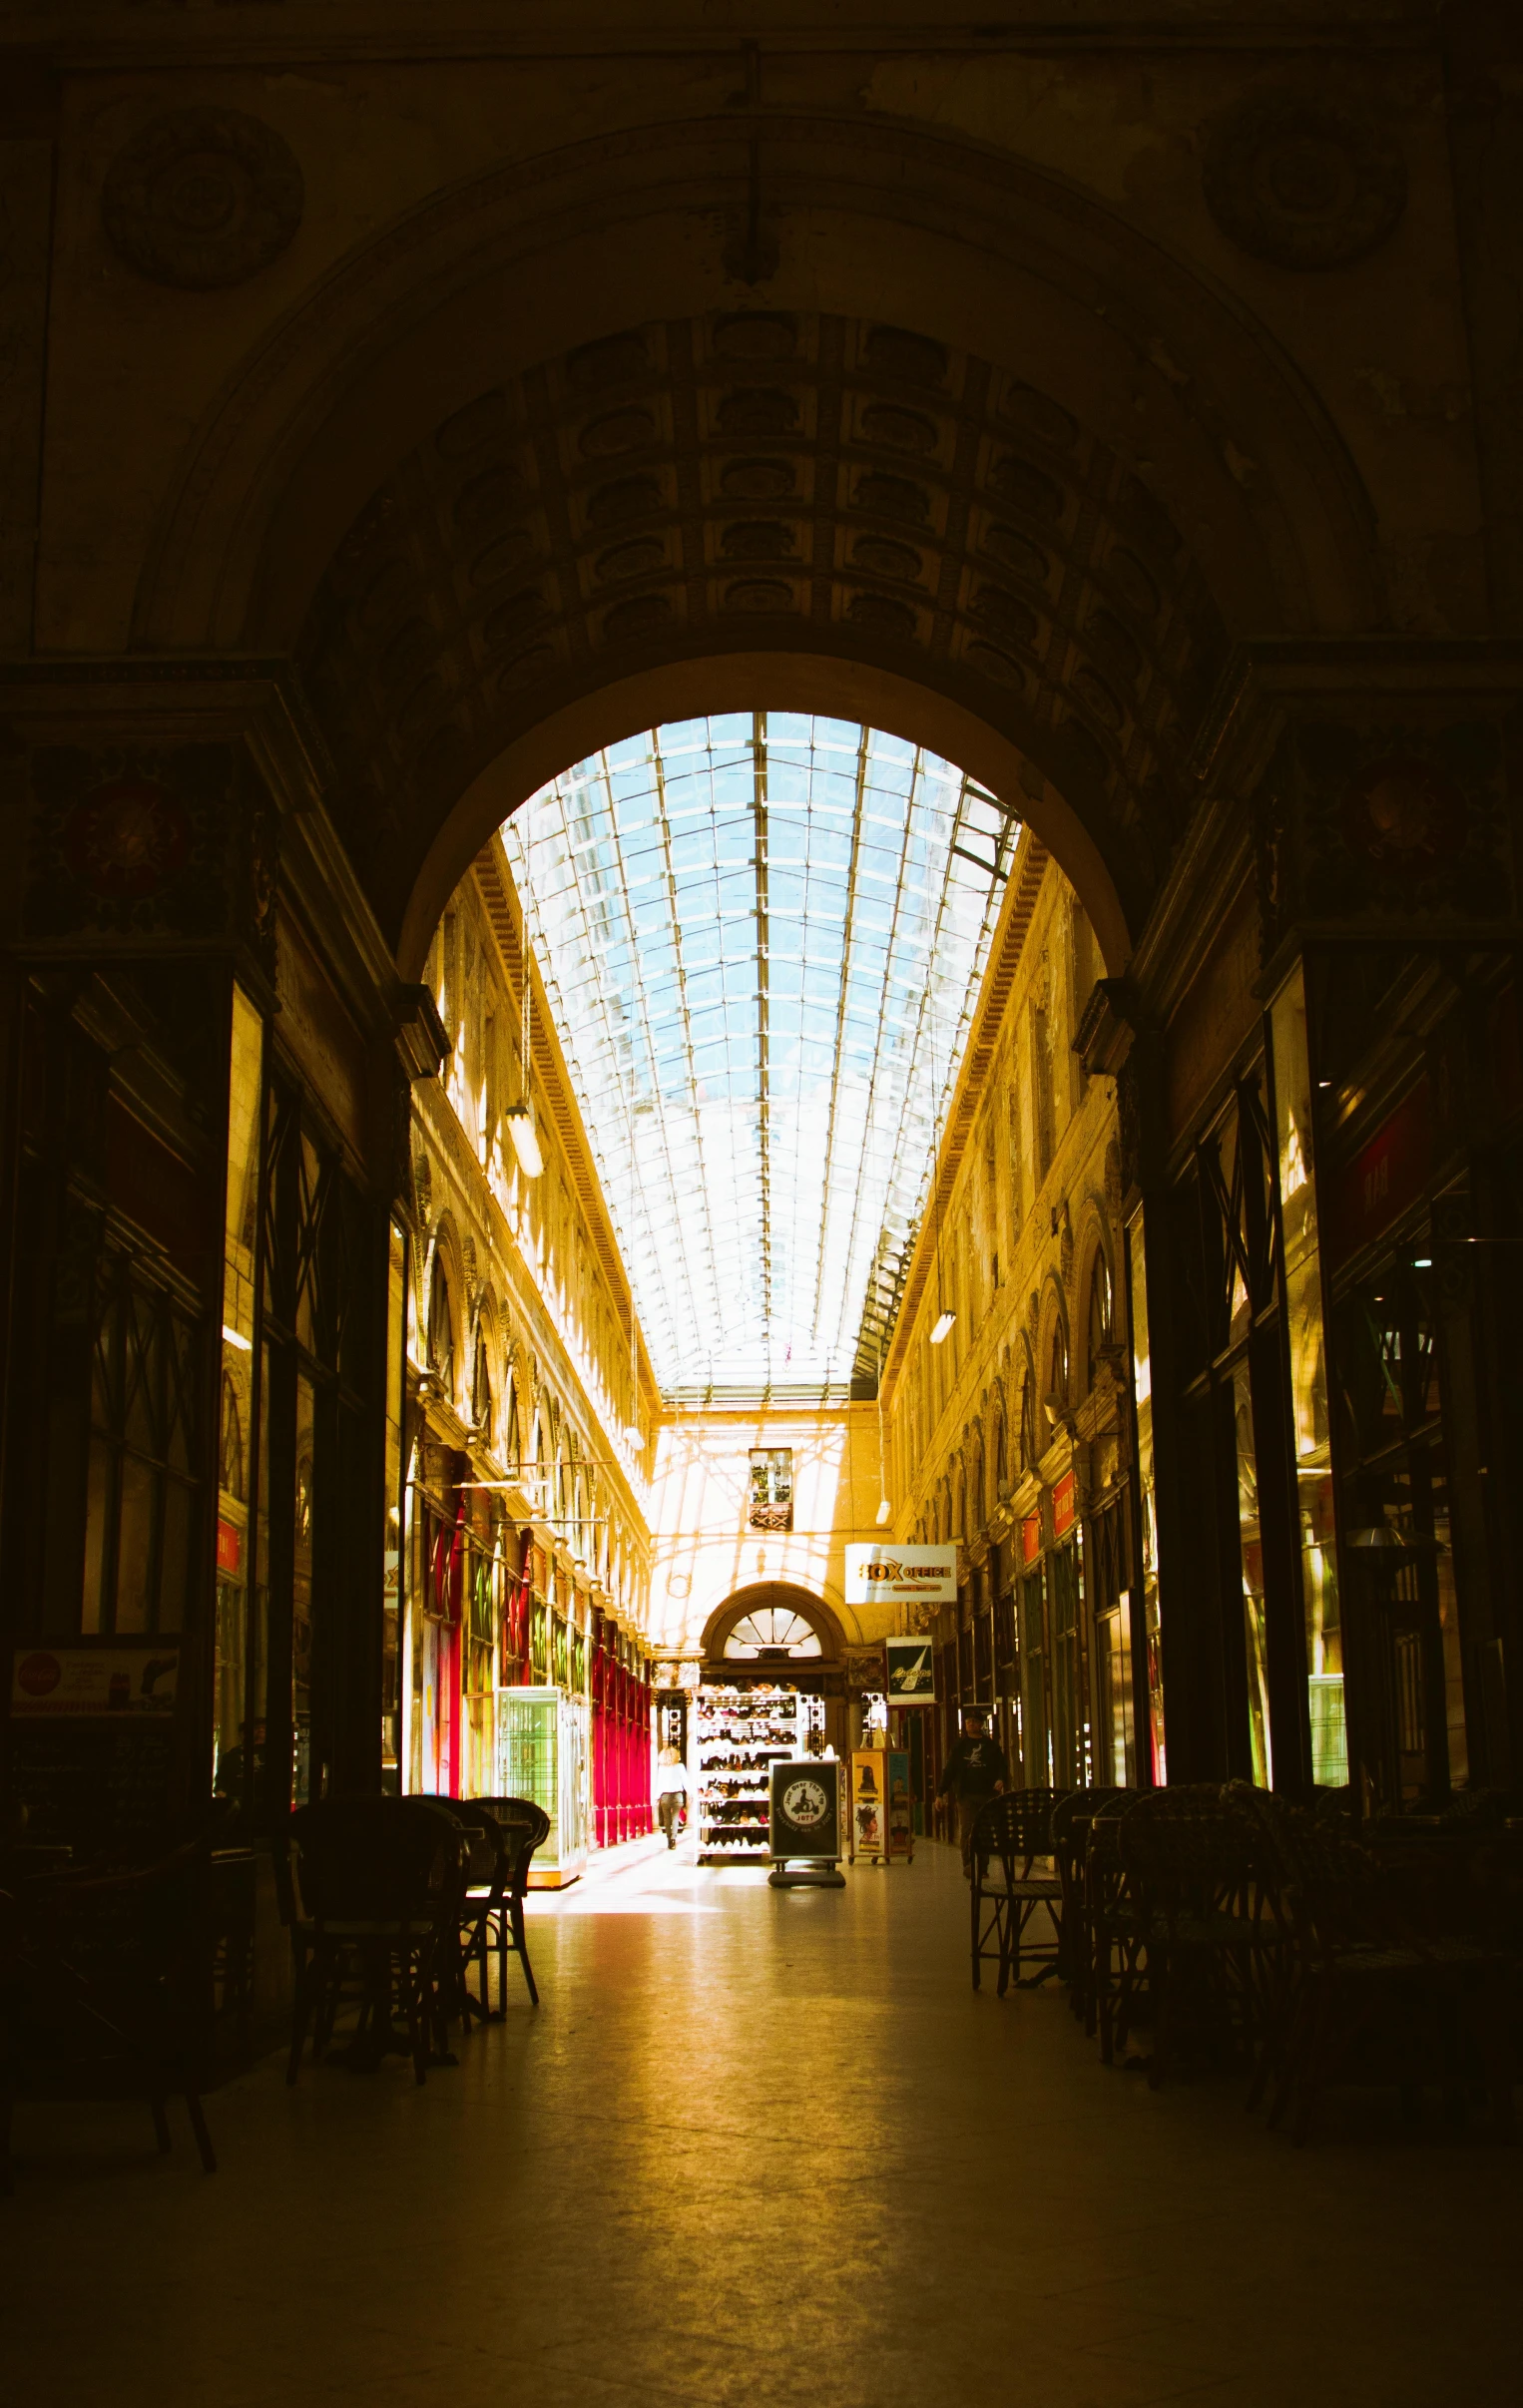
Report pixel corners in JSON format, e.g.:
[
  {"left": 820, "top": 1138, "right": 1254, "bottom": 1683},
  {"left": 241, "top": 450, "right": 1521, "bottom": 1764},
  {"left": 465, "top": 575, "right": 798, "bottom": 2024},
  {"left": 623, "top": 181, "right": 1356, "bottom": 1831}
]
[{"left": 696, "top": 1684, "right": 804, "bottom": 1861}]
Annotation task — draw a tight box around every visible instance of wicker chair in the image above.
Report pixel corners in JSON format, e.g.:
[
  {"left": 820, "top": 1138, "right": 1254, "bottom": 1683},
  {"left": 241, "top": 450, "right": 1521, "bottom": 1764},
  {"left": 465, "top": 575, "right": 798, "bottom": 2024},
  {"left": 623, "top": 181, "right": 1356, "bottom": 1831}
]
[
  {"left": 0, "top": 1840, "right": 219, "bottom": 2192},
  {"left": 1255, "top": 1802, "right": 1513, "bottom": 2144},
  {"left": 968, "top": 1787, "right": 1070, "bottom": 1995},
  {"left": 1050, "top": 1787, "right": 1136, "bottom": 2031},
  {"left": 283, "top": 1797, "right": 468, "bottom": 2086},
  {"left": 466, "top": 1797, "right": 550, "bottom": 2009},
  {"left": 1116, "top": 1783, "right": 1269, "bottom": 2088}
]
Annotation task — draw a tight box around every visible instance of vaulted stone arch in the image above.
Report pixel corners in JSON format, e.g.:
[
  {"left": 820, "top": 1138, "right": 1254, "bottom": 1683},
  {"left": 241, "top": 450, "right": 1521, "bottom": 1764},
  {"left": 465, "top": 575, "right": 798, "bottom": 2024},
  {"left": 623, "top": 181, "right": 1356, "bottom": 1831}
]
[{"left": 294, "top": 303, "right": 1233, "bottom": 967}]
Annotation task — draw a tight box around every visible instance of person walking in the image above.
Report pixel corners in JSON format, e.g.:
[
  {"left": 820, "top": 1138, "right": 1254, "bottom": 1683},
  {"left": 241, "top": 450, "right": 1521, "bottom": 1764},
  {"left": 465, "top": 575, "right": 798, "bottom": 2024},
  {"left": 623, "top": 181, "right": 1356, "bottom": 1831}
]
[
  {"left": 937, "top": 1708, "right": 1009, "bottom": 1872},
  {"left": 655, "top": 1745, "right": 689, "bottom": 1848}
]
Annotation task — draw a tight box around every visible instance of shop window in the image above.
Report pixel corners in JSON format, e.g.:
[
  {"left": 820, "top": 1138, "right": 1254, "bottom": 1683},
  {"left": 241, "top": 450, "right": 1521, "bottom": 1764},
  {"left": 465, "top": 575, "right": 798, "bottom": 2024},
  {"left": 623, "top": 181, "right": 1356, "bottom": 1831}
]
[
  {"left": 381, "top": 1219, "right": 406, "bottom": 1793},
  {"left": 292, "top": 1390, "right": 314, "bottom": 1806},
  {"left": 1017, "top": 1564, "right": 1048, "bottom": 1785},
  {"left": 1335, "top": 1261, "right": 1462, "bottom": 1802},
  {"left": 1126, "top": 1207, "right": 1166, "bottom": 1784},
  {"left": 1270, "top": 968, "right": 1345, "bottom": 1787},
  {"left": 748, "top": 1448, "right": 793, "bottom": 1532},
  {"left": 1233, "top": 1361, "right": 1272, "bottom": 1789},
  {"left": 82, "top": 1247, "right": 203, "bottom": 1639}
]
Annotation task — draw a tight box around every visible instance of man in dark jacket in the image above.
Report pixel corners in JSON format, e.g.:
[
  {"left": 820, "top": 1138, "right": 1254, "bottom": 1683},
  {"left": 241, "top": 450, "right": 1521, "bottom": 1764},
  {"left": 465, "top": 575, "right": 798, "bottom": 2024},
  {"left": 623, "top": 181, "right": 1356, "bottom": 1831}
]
[{"left": 938, "top": 1709, "right": 1010, "bottom": 1871}]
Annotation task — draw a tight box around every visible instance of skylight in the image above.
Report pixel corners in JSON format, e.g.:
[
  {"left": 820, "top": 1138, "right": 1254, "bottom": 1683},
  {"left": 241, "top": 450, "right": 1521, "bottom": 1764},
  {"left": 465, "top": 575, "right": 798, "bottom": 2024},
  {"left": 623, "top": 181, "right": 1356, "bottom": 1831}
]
[{"left": 502, "top": 713, "right": 1019, "bottom": 1404}]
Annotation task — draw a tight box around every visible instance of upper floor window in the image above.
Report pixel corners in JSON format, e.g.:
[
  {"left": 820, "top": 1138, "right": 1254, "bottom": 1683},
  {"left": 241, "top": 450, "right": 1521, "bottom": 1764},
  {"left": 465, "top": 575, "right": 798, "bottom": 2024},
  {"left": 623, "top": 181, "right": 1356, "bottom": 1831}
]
[{"left": 749, "top": 1448, "right": 793, "bottom": 1532}]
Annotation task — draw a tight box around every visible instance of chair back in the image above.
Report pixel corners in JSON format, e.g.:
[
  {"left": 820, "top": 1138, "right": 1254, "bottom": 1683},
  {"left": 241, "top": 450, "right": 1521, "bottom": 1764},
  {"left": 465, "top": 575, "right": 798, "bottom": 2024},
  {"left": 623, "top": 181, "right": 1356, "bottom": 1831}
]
[
  {"left": 1050, "top": 1787, "right": 1134, "bottom": 1854},
  {"left": 1117, "top": 1783, "right": 1259, "bottom": 1909},
  {"left": 289, "top": 1797, "right": 465, "bottom": 1924},
  {"left": 439, "top": 1799, "right": 508, "bottom": 1888},
  {"left": 470, "top": 1797, "right": 551, "bottom": 1899},
  {"left": 971, "top": 1786, "right": 1067, "bottom": 1871}
]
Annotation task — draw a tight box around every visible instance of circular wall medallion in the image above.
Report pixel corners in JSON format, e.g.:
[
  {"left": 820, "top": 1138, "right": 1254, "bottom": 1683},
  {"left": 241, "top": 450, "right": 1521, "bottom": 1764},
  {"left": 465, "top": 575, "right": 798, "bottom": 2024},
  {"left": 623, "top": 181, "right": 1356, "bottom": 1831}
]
[
  {"left": 1342, "top": 756, "right": 1468, "bottom": 874},
  {"left": 102, "top": 109, "right": 303, "bottom": 289},
  {"left": 1202, "top": 93, "right": 1406, "bottom": 270},
  {"left": 63, "top": 778, "right": 190, "bottom": 898}
]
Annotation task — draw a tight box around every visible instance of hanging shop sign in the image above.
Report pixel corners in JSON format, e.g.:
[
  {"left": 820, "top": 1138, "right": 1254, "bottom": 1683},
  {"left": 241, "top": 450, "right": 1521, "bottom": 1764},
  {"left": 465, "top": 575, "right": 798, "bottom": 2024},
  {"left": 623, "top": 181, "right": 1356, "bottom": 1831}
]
[
  {"left": 884, "top": 1636, "right": 934, "bottom": 1703},
  {"left": 768, "top": 1756, "right": 842, "bottom": 1862},
  {"left": 1021, "top": 1512, "right": 1043, "bottom": 1567},
  {"left": 216, "top": 1519, "right": 243, "bottom": 1576},
  {"left": 844, "top": 1542, "right": 957, "bottom": 1607},
  {"left": 1053, "top": 1472, "right": 1076, "bottom": 1540}
]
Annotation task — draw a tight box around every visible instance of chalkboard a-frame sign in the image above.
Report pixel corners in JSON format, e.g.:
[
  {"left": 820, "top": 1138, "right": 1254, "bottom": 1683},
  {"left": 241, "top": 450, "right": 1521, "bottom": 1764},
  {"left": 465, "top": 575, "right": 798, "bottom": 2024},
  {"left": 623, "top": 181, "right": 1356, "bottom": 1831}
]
[{"left": 7, "top": 1637, "right": 185, "bottom": 1861}]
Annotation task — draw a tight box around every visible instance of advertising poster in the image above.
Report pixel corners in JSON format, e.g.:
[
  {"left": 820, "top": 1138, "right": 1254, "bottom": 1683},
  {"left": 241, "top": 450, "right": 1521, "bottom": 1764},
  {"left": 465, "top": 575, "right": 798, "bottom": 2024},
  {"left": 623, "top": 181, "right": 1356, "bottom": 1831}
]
[
  {"left": 768, "top": 1758, "right": 841, "bottom": 1862},
  {"left": 843, "top": 1543, "right": 957, "bottom": 1608},
  {"left": 850, "top": 1748, "right": 887, "bottom": 1862},
  {"left": 10, "top": 1645, "right": 180, "bottom": 1718},
  {"left": 887, "top": 1748, "right": 914, "bottom": 1860},
  {"left": 885, "top": 1636, "right": 934, "bottom": 1702}
]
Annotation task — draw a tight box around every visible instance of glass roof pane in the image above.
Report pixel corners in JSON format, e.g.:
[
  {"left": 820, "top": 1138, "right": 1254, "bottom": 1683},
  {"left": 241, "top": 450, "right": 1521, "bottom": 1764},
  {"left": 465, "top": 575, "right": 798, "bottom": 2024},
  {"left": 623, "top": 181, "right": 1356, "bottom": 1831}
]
[{"left": 502, "top": 713, "right": 1019, "bottom": 1404}]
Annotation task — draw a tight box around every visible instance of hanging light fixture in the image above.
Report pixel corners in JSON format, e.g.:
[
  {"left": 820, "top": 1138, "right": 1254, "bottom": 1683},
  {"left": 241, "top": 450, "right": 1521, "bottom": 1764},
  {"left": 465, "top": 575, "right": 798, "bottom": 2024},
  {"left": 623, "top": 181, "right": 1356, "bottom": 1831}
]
[
  {"left": 508, "top": 875, "right": 543, "bottom": 1180},
  {"left": 505, "top": 1101, "right": 543, "bottom": 1180},
  {"left": 930, "top": 1309, "right": 955, "bottom": 1346}
]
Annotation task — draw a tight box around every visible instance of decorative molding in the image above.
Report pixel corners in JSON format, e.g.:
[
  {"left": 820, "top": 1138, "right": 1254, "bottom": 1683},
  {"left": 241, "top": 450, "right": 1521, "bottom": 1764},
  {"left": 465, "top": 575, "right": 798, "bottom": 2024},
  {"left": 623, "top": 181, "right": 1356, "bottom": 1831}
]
[
  {"left": 1202, "top": 90, "right": 1406, "bottom": 272},
  {"left": 102, "top": 109, "right": 303, "bottom": 290}
]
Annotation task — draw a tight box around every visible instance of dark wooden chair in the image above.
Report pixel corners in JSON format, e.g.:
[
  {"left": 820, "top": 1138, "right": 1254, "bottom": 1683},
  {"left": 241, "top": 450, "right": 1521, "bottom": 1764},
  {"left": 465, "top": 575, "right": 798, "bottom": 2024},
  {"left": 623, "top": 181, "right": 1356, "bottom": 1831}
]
[
  {"left": 284, "top": 1797, "right": 467, "bottom": 2087},
  {"left": 468, "top": 1797, "right": 550, "bottom": 2009},
  {"left": 1086, "top": 1792, "right": 1149, "bottom": 2064},
  {"left": 1116, "top": 1783, "right": 1270, "bottom": 2089},
  {"left": 1050, "top": 1787, "right": 1135, "bottom": 2029},
  {"left": 1255, "top": 1801, "right": 1514, "bottom": 2145},
  {"left": 0, "top": 1840, "right": 219, "bottom": 2193},
  {"left": 968, "top": 1787, "right": 1070, "bottom": 1995}
]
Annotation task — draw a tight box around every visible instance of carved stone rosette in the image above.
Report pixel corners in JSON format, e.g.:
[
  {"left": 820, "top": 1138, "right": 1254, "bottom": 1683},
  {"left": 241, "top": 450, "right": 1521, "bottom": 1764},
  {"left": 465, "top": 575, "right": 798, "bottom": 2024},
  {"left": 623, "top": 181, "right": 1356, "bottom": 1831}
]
[
  {"left": 1202, "top": 91, "right": 1406, "bottom": 271},
  {"left": 102, "top": 109, "right": 303, "bottom": 289}
]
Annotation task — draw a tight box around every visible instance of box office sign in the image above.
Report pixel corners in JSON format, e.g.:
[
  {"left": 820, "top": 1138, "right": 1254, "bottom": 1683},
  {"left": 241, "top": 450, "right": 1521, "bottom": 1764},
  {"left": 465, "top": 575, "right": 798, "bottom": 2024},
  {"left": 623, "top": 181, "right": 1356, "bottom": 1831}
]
[
  {"left": 844, "top": 1543, "right": 957, "bottom": 1607},
  {"left": 768, "top": 1757, "right": 842, "bottom": 1860},
  {"left": 11, "top": 1645, "right": 180, "bottom": 1718},
  {"left": 885, "top": 1636, "right": 934, "bottom": 1703}
]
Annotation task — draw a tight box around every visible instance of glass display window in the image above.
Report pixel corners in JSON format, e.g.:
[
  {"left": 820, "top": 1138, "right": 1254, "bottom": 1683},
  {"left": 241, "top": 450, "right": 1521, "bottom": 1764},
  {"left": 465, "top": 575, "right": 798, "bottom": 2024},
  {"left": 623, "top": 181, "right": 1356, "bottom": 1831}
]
[{"left": 1270, "top": 965, "right": 1345, "bottom": 1788}]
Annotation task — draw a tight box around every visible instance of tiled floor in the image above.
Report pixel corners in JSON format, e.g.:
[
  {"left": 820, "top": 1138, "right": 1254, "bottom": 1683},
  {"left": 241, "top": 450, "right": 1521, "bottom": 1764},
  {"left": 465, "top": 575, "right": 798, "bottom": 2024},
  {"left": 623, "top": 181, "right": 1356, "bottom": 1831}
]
[{"left": 6, "top": 1839, "right": 1518, "bottom": 2406}]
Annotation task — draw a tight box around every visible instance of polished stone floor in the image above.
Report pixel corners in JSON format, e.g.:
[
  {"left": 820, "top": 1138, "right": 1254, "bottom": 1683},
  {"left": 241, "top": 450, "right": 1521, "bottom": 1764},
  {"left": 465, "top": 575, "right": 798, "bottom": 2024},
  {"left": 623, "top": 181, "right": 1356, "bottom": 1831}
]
[{"left": 5, "top": 1839, "right": 1518, "bottom": 2406}]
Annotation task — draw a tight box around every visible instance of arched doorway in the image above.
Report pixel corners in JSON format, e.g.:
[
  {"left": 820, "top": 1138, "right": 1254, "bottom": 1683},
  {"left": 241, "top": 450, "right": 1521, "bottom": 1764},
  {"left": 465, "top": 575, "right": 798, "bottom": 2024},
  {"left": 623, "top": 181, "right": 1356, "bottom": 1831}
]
[{"left": 692, "top": 1586, "right": 845, "bottom": 1863}]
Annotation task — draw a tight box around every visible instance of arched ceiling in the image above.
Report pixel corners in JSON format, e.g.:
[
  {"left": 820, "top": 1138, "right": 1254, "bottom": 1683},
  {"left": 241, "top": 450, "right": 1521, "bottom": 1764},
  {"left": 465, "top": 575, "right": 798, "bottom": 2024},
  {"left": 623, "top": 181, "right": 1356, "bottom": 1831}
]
[{"left": 296, "top": 310, "right": 1230, "bottom": 949}]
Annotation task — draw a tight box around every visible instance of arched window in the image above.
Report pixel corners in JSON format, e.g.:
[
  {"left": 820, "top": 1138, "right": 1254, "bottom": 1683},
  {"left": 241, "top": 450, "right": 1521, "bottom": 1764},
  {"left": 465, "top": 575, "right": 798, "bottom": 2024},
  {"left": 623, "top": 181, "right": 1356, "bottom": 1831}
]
[
  {"left": 220, "top": 1373, "right": 244, "bottom": 1502},
  {"left": 1086, "top": 1249, "right": 1114, "bottom": 1388},
  {"left": 724, "top": 1607, "right": 822, "bottom": 1660},
  {"left": 1048, "top": 1316, "right": 1069, "bottom": 1406},
  {"left": 427, "top": 1253, "right": 455, "bottom": 1397},
  {"left": 471, "top": 1330, "right": 492, "bottom": 1435},
  {"left": 1020, "top": 1367, "right": 1037, "bottom": 1468}
]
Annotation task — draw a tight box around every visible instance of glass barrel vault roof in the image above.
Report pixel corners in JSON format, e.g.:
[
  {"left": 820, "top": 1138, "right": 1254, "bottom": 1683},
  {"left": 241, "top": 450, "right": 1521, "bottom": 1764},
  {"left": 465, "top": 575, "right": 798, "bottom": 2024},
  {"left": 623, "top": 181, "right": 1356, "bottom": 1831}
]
[{"left": 502, "top": 713, "right": 1020, "bottom": 1405}]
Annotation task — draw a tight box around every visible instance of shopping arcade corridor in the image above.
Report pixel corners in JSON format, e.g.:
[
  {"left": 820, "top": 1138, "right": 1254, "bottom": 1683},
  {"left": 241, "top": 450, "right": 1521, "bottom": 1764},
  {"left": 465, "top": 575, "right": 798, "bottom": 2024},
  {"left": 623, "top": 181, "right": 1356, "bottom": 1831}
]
[{"left": 6, "top": 1842, "right": 1518, "bottom": 2408}]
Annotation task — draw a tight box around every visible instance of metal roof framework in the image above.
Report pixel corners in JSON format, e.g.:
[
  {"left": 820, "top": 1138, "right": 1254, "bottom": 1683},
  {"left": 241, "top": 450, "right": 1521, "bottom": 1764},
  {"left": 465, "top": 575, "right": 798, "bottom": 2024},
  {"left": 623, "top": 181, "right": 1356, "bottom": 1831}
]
[{"left": 502, "top": 712, "right": 1019, "bottom": 1405}]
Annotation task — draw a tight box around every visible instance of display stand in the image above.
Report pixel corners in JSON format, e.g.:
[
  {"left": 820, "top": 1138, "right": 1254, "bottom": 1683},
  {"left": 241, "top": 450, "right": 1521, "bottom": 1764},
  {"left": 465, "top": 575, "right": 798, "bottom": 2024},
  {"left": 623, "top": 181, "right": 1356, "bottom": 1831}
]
[
  {"left": 696, "top": 1684, "right": 803, "bottom": 1862},
  {"left": 849, "top": 1748, "right": 888, "bottom": 1862},
  {"left": 766, "top": 1758, "right": 845, "bottom": 1888}
]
